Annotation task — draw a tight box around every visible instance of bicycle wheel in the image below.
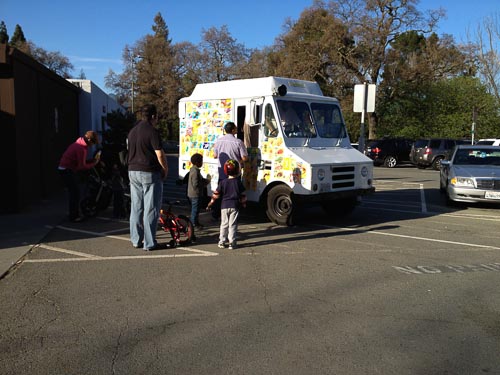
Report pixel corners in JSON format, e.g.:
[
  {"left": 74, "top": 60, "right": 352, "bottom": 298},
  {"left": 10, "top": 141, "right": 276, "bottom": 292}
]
[
  {"left": 175, "top": 215, "right": 194, "bottom": 245},
  {"left": 80, "top": 197, "right": 97, "bottom": 217}
]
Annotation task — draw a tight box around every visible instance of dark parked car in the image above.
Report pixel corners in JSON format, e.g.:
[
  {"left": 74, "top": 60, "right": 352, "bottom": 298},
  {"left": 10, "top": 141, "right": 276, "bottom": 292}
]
[
  {"left": 364, "top": 138, "right": 413, "bottom": 168},
  {"left": 410, "top": 138, "right": 471, "bottom": 170}
]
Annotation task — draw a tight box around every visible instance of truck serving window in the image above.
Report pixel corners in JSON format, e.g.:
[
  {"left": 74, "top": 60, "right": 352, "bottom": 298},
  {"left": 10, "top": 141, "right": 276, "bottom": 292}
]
[
  {"left": 277, "top": 100, "right": 316, "bottom": 138},
  {"left": 311, "top": 103, "right": 346, "bottom": 139}
]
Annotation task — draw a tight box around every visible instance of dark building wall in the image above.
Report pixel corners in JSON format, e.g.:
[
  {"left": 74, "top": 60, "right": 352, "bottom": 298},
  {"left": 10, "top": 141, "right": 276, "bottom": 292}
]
[{"left": 0, "top": 44, "right": 80, "bottom": 213}]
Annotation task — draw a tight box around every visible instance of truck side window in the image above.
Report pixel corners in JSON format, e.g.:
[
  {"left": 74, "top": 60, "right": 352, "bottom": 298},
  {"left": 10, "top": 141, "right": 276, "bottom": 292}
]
[{"left": 263, "top": 103, "right": 278, "bottom": 138}]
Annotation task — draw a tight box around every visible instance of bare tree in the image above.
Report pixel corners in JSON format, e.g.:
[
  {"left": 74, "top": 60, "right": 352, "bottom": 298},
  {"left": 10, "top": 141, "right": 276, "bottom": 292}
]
[
  {"left": 323, "top": 0, "right": 444, "bottom": 138},
  {"left": 471, "top": 13, "right": 500, "bottom": 103},
  {"left": 199, "top": 25, "right": 250, "bottom": 82}
]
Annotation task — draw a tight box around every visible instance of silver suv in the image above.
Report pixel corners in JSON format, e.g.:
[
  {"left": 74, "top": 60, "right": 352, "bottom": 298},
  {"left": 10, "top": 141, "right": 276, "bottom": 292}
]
[{"left": 410, "top": 138, "right": 471, "bottom": 170}]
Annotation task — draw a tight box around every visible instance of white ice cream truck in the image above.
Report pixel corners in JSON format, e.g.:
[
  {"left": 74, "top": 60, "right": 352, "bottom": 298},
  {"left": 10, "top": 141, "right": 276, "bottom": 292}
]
[{"left": 178, "top": 76, "right": 374, "bottom": 225}]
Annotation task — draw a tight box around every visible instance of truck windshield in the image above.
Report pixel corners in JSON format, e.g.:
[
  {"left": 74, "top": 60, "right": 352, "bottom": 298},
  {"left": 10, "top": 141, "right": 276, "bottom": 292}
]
[
  {"left": 310, "top": 103, "right": 346, "bottom": 139},
  {"left": 277, "top": 100, "right": 317, "bottom": 138}
]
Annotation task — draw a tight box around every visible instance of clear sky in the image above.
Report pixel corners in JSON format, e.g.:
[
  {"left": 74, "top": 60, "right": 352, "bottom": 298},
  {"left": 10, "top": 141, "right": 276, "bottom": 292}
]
[{"left": 1, "top": 0, "right": 498, "bottom": 93}]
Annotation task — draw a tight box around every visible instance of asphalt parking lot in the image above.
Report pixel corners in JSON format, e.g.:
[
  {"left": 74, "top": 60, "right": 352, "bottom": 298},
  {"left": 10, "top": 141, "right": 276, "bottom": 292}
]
[{"left": 1, "top": 163, "right": 500, "bottom": 374}]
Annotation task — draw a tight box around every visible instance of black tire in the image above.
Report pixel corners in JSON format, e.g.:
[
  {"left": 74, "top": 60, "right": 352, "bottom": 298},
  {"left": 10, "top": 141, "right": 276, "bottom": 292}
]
[
  {"left": 445, "top": 192, "right": 456, "bottom": 206},
  {"left": 384, "top": 156, "right": 397, "bottom": 168},
  {"left": 96, "top": 189, "right": 113, "bottom": 210},
  {"left": 80, "top": 197, "right": 97, "bottom": 217},
  {"left": 266, "top": 185, "right": 294, "bottom": 226},
  {"left": 439, "top": 181, "right": 446, "bottom": 193},
  {"left": 432, "top": 156, "right": 444, "bottom": 170},
  {"left": 175, "top": 215, "right": 194, "bottom": 245}
]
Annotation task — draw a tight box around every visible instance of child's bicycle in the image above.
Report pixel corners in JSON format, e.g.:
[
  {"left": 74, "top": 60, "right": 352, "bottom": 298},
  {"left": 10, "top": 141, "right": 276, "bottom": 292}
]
[{"left": 159, "top": 201, "right": 194, "bottom": 248}]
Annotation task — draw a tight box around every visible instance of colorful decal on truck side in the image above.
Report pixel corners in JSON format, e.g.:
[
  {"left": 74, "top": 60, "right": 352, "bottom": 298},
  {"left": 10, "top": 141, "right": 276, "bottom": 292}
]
[
  {"left": 180, "top": 99, "right": 232, "bottom": 159},
  {"left": 180, "top": 98, "right": 310, "bottom": 194}
]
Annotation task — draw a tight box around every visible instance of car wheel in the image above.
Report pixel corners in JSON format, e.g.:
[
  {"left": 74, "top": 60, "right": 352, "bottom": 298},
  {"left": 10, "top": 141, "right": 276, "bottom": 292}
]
[
  {"left": 432, "top": 156, "right": 444, "bottom": 170},
  {"left": 384, "top": 156, "right": 397, "bottom": 168}
]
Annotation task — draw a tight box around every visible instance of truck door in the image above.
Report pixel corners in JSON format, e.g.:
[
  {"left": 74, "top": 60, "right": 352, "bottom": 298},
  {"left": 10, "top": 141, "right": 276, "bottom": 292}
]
[{"left": 236, "top": 102, "right": 246, "bottom": 141}]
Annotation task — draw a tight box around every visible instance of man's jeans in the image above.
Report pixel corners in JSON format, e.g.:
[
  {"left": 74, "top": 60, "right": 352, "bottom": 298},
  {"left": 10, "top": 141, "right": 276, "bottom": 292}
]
[{"left": 129, "top": 171, "right": 163, "bottom": 249}]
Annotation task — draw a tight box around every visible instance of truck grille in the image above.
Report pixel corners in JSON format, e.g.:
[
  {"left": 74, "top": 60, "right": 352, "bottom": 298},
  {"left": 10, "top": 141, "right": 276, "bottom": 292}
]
[
  {"left": 331, "top": 166, "right": 355, "bottom": 189},
  {"left": 476, "top": 179, "right": 500, "bottom": 190}
]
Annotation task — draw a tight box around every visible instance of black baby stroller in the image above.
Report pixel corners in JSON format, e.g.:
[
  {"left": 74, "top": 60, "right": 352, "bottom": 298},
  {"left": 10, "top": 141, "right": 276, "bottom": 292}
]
[{"left": 80, "top": 160, "right": 113, "bottom": 217}]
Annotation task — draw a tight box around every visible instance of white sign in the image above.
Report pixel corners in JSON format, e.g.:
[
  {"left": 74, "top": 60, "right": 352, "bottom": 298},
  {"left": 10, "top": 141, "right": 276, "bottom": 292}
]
[{"left": 353, "top": 84, "right": 376, "bottom": 113}]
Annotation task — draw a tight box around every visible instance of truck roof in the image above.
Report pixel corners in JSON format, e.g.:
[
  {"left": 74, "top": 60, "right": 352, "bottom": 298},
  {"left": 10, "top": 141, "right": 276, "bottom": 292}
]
[{"left": 181, "top": 76, "right": 328, "bottom": 101}]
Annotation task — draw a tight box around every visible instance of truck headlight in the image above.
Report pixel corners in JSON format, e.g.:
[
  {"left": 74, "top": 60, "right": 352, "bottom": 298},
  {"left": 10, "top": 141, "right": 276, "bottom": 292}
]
[
  {"left": 361, "top": 166, "right": 368, "bottom": 178},
  {"left": 450, "top": 177, "right": 474, "bottom": 187}
]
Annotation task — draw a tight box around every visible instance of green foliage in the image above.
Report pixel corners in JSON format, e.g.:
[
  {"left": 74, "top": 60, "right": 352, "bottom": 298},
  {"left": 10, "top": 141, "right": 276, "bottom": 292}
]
[
  {"left": 0, "top": 21, "right": 8, "bottom": 44},
  {"left": 103, "top": 2, "right": 500, "bottom": 146},
  {"left": 377, "top": 76, "right": 500, "bottom": 139},
  {"left": 134, "top": 13, "right": 180, "bottom": 141},
  {"left": 102, "top": 111, "right": 136, "bottom": 165},
  {"left": 10, "top": 24, "right": 26, "bottom": 47}
]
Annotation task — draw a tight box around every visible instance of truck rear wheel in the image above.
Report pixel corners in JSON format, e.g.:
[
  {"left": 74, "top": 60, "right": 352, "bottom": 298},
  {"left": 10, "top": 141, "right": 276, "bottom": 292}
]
[{"left": 266, "top": 185, "right": 294, "bottom": 226}]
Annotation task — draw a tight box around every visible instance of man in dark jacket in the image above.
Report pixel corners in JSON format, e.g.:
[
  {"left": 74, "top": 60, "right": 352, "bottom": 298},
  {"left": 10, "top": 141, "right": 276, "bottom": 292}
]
[{"left": 127, "top": 104, "right": 168, "bottom": 251}]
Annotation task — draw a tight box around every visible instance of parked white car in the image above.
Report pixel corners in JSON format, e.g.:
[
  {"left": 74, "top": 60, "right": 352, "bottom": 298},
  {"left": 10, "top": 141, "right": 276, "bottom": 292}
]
[
  {"left": 440, "top": 145, "right": 500, "bottom": 205},
  {"left": 476, "top": 138, "right": 500, "bottom": 146}
]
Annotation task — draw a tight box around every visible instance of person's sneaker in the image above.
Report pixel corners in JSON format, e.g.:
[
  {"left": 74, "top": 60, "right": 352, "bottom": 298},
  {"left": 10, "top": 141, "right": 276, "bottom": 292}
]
[
  {"left": 218, "top": 242, "right": 226, "bottom": 249},
  {"left": 144, "top": 243, "right": 164, "bottom": 251},
  {"left": 228, "top": 243, "right": 237, "bottom": 250}
]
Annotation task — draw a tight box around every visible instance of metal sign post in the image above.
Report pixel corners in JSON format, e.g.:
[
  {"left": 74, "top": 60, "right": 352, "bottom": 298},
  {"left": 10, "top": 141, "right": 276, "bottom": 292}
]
[{"left": 353, "top": 83, "right": 376, "bottom": 152}]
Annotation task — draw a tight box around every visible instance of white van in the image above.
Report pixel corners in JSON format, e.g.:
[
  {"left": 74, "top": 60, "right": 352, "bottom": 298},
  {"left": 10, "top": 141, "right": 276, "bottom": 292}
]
[{"left": 178, "top": 76, "right": 374, "bottom": 225}]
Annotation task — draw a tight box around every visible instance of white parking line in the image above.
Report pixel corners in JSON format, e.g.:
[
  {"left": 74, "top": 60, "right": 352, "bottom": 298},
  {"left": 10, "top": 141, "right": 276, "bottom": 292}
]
[
  {"left": 27, "top": 226, "right": 219, "bottom": 263},
  {"left": 26, "top": 244, "right": 217, "bottom": 263},
  {"left": 313, "top": 224, "right": 500, "bottom": 251},
  {"left": 35, "top": 244, "right": 103, "bottom": 258},
  {"left": 24, "top": 250, "right": 218, "bottom": 263}
]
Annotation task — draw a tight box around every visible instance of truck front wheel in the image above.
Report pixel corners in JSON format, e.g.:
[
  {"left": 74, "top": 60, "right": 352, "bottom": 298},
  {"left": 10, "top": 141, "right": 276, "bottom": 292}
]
[{"left": 266, "top": 185, "right": 294, "bottom": 226}]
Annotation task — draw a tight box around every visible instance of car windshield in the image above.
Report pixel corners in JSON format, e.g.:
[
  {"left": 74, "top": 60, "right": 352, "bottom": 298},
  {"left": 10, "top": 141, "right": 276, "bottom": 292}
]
[{"left": 453, "top": 148, "right": 500, "bottom": 166}]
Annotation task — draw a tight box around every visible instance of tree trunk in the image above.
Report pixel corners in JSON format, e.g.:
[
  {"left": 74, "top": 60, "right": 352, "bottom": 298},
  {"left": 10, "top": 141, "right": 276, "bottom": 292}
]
[{"left": 368, "top": 112, "right": 377, "bottom": 140}]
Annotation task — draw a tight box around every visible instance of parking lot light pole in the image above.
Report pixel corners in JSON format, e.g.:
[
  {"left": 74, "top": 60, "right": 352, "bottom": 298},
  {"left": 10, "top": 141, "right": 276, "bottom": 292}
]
[{"left": 130, "top": 54, "right": 142, "bottom": 114}]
